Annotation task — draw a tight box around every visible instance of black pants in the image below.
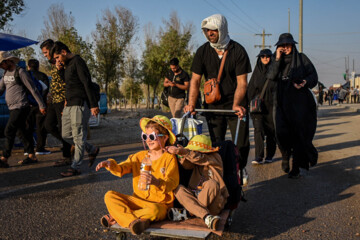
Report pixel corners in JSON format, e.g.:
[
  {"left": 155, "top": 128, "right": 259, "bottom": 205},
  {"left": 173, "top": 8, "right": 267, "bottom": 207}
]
[
  {"left": 250, "top": 111, "right": 276, "bottom": 160},
  {"left": 44, "top": 102, "right": 71, "bottom": 158},
  {"left": 206, "top": 113, "right": 249, "bottom": 169},
  {"left": 3, "top": 107, "right": 34, "bottom": 158},
  {"left": 18, "top": 106, "right": 47, "bottom": 152}
]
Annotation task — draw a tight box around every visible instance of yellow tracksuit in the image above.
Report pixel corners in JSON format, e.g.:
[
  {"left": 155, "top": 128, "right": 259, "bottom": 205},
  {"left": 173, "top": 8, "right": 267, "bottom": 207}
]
[{"left": 104, "top": 150, "right": 179, "bottom": 227}]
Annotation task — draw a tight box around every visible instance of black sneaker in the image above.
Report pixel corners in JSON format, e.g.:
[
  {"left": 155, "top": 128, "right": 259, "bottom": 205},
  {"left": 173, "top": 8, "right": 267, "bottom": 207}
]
[
  {"left": 264, "top": 157, "right": 273, "bottom": 163},
  {"left": 35, "top": 149, "right": 51, "bottom": 155},
  {"left": 251, "top": 158, "right": 263, "bottom": 165},
  {"left": 288, "top": 169, "right": 301, "bottom": 179}
]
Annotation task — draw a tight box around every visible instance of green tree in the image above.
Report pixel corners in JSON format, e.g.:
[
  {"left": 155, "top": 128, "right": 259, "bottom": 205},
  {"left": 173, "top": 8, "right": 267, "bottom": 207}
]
[
  {"left": 0, "top": 0, "right": 24, "bottom": 30},
  {"left": 141, "top": 12, "right": 194, "bottom": 109},
  {"left": 92, "top": 6, "right": 138, "bottom": 101}
]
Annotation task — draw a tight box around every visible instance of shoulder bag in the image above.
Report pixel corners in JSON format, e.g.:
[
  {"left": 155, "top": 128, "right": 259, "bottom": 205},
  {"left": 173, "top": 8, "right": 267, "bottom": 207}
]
[
  {"left": 203, "top": 49, "right": 228, "bottom": 104},
  {"left": 250, "top": 79, "right": 269, "bottom": 113}
]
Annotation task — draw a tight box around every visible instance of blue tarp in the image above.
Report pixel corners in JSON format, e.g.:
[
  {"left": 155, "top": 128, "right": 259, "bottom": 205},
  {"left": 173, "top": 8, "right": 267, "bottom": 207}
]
[{"left": 0, "top": 32, "right": 38, "bottom": 51}]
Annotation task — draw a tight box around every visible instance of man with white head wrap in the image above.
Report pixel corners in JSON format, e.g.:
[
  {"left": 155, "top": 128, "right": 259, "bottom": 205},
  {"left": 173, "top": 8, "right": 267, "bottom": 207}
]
[{"left": 184, "top": 14, "right": 251, "bottom": 171}]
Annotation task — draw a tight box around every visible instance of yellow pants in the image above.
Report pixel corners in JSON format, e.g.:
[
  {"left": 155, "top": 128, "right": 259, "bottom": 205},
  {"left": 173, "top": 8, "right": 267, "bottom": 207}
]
[{"left": 104, "top": 191, "right": 168, "bottom": 228}]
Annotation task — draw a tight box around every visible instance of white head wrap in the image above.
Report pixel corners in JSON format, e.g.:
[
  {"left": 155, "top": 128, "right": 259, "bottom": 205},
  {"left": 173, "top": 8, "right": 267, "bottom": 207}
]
[{"left": 201, "top": 14, "right": 230, "bottom": 51}]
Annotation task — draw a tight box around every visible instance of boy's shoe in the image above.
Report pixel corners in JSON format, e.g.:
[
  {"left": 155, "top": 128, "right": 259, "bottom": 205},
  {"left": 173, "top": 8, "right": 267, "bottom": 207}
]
[
  {"left": 168, "top": 208, "right": 189, "bottom": 221},
  {"left": 251, "top": 158, "right": 263, "bottom": 165},
  {"left": 18, "top": 157, "right": 38, "bottom": 165},
  {"left": 204, "top": 215, "right": 220, "bottom": 230},
  {"left": 35, "top": 148, "right": 51, "bottom": 155},
  {"left": 88, "top": 147, "right": 100, "bottom": 167},
  {"left": 129, "top": 218, "right": 150, "bottom": 235},
  {"left": 264, "top": 157, "right": 273, "bottom": 163}
]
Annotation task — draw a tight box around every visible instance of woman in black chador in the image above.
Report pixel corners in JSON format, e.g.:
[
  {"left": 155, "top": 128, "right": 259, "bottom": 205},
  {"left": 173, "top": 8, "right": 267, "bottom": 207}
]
[
  {"left": 248, "top": 49, "right": 277, "bottom": 165},
  {"left": 267, "top": 33, "right": 318, "bottom": 178}
]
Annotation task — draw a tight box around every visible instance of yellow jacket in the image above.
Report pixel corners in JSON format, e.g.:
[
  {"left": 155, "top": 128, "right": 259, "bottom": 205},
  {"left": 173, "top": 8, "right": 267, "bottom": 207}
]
[{"left": 106, "top": 150, "right": 179, "bottom": 206}]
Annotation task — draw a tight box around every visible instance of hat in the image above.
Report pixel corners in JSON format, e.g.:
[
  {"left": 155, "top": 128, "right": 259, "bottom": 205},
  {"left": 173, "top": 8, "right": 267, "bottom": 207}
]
[
  {"left": 275, "top": 33, "right": 298, "bottom": 46},
  {"left": 185, "top": 135, "right": 219, "bottom": 153},
  {"left": 256, "top": 49, "right": 273, "bottom": 57},
  {"left": 0, "top": 51, "right": 20, "bottom": 64},
  {"left": 140, "top": 115, "right": 176, "bottom": 145}
]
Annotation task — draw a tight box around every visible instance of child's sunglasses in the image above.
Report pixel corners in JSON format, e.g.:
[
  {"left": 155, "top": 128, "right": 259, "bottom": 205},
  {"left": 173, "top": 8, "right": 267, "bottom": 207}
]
[{"left": 141, "top": 132, "right": 164, "bottom": 141}]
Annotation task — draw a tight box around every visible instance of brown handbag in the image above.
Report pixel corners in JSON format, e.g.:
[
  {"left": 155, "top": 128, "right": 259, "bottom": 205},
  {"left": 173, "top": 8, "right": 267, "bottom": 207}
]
[{"left": 203, "top": 49, "right": 228, "bottom": 104}]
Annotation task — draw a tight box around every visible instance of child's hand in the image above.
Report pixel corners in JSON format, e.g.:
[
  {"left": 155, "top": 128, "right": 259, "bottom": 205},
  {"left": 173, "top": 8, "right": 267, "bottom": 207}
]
[
  {"left": 96, "top": 160, "right": 111, "bottom": 171},
  {"left": 140, "top": 171, "right": 160, "bottom": 187},
  {"left": 166, "top": 144, "right": 187, "bottom": 155}
]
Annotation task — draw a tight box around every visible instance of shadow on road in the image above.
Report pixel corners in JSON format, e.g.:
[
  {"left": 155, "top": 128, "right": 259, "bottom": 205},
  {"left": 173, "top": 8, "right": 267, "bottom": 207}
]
[{"left": 230, "top": 155, "right": 359, "bottom": 239}]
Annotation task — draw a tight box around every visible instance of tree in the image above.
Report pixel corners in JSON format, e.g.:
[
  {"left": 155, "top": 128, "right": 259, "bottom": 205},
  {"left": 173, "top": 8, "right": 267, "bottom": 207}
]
[
  {"left": 39, "top": 4, "right": 93, "bottom": 74},
  {"left": 0, "top": 0, "right": 24, "bottom": 30},
  {"left": 92, "top": 6, "right": 138, "bottom": 103},
  {"left": 141, "top": 12, "right": 194, "bottom": 109}
]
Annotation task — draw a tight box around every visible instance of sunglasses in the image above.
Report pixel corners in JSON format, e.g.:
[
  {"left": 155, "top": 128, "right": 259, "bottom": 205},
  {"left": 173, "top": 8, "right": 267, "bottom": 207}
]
[
  {"left": 260, "top": 55, "right": 270, "bottom": 59},
  {"left": 141, "top": 131, "right": 164, "bottom": 141}
]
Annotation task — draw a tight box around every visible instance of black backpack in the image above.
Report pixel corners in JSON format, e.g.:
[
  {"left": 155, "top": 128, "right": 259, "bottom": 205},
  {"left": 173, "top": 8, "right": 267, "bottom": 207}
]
[
  {"left": 91, "top": 82, "right": 100, "bottom": 103},
  {"left": 213, "top": 140, "right": 243, "bottom": 210}
]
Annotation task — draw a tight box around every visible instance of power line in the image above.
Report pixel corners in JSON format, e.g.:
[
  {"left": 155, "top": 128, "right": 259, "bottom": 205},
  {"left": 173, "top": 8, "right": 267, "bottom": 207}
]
[
  {"left": 229, "top": 0, "right": 264, "bottom": 30},
  {"left": 216, "top": 0, "right": 259, "bottom": 33},
  {"left": 202, "top": 0, "right": 256, "bottom": 34},
  {"left": 254, "top": 29, "right": 272, "bottom": 49}
]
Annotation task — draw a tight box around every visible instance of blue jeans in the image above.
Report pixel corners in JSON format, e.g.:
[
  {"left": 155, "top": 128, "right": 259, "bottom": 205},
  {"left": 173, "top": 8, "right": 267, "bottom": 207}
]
[{"left": 62, "top": 103, "right": 96, "bottom": 170}]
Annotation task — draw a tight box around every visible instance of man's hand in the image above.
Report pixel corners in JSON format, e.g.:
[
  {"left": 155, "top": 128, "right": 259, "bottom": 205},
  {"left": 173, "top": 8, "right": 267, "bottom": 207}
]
[
  {"left": 233, "top": 105, "right": 246, "bottom": 119},
  {"left": 91, "top": 107, "right": 100, "bottom": 116},
  {"left": 39, "top": 108, "right": 46, "bottom": 115},
  {"left": 184, "top": 104, "right": 196, "bottom": 115},
  {"left": 166, "top": 144, "right": 188, "bottom": 155},
  {"left": 294, "top": 80, "right": 307, "bottom": 89}
]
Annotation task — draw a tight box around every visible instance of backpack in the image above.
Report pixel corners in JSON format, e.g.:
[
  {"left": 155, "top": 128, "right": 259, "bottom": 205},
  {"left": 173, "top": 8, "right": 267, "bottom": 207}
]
[
  {"left": 91, "top": 82, "right": 100, "bottom": 103},
  {"left": 14, "top": 67, "right": 43, "bottom": 106},
  {"left": 213, "top": 140, "right": 243, "bottom": 210}
]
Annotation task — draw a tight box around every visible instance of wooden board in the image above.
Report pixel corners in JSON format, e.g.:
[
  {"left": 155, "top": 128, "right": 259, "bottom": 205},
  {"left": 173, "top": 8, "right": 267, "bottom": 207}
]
[{"left": 110, "top": 209, "right": 230, "bottom": 239}]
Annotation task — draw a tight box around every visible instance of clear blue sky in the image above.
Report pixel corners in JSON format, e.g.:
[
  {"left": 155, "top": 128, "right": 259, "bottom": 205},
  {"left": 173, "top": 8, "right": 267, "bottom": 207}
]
[{"left": 8, "top": 0, "right": 360, "bottom": 87}]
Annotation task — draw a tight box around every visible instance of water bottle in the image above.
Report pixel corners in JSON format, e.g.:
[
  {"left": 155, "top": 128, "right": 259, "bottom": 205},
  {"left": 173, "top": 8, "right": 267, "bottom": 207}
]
[{"left": 138, "top": 155, "right": 152, "bottom": 191}]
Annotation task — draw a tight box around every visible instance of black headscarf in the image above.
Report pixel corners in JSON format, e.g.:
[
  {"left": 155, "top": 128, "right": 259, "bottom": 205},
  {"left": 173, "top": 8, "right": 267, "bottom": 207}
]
[
  {"left": 280, "top": 45, "right": 306, "bottom": 84},
  {"left": 247, "top": 56, "right": 271, "bottom": 100}
]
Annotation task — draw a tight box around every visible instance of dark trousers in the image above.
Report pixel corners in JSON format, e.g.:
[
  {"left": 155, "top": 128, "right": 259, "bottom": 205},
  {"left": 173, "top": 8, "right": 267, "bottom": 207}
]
[
  {"left": 3, "top": 107, "right": 34, "bottom": 158},
  {"left": 250, "top": 112, "right": 276, "bottom": 160},
  {"left": 18, "top": 106, "right": 47, "bottom": 151},
  {"left": 44, "top": 102, "right": 71, "bottom": 158},
  {"left": 206, "top": 113, "right": 249, "bottom": 169}
]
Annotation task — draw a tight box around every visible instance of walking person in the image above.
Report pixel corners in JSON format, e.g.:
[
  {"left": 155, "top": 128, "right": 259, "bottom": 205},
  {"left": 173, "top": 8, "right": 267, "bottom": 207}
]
[
  {"left": 184, "top": 14, "right": 251, "bottom": 171},
  {"left": 338, "top": 86, "right": 347, "bottom": 104},
  {"left": 267, "top": 33, "right": 318, "bottom": 178},
  {"left": 40, "top": 39, "right": 72, "bottom": 166},
  {"left": 247, "top": 49, "right": 277, "bottom": 164},
  {"left": 328, "top": 87, "right": 334, "bottom": 105},
  {"left": 51, "top": 41, "right": 100, "bottom": 177},
  {"left": 0, "top": 51, "right": 46, "bottom": 168},
  {"left": 163, "top": 58, "right": 190, "bottom": 118}
]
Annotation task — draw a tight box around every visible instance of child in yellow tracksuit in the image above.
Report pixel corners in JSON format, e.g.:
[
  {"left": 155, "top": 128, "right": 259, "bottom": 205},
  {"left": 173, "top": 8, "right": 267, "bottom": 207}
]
[{"left": 96, "top": 115, "right": 179, "bottom": 235}]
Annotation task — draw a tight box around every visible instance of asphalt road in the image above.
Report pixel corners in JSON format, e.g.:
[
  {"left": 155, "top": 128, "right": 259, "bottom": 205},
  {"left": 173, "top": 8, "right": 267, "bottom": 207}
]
[{"left": 0, "top": 105, "right": 359, "bottom": 240}]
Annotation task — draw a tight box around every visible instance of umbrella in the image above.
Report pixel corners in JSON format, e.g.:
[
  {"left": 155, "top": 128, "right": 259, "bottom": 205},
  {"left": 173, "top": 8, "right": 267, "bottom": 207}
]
[{"left": 0, "top": 32, "right": 38, "bottom": 51}]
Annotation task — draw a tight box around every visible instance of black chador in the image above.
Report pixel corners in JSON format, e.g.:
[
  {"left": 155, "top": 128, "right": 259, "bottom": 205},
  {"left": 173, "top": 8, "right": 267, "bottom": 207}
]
[{"left": 267, "top": 44, "right": 318, "bottom": 175}]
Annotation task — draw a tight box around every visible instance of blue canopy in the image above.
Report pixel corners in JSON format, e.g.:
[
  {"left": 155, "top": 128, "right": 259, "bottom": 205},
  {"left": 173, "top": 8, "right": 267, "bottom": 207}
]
[{"left": 0, "top": 32, "right": 38, "bottom": 51}]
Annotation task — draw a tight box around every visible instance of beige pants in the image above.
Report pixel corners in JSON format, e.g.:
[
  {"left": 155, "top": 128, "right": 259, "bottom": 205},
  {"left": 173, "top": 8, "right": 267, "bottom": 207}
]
[
  {"left": 168, "top": 96, "right": 185, "bottom": 118},
  {"left": 174, "top": 179, "right": 224, "bottom": 219},
  {"left": 104, "top": 191, "right": 168, "bottom": 227}
]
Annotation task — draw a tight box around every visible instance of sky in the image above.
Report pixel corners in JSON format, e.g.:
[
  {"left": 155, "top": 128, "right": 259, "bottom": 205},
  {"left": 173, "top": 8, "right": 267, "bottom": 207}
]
[{"left": 7, "top": 0, "right": 360, "bottom": 87}]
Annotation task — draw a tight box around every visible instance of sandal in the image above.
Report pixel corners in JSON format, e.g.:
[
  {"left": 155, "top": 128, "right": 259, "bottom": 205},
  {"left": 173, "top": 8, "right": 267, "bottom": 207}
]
[
  {"left": 100, "top": 214, "right": 116, "bottom": 228},
  {"left": 18, "top": 157, "right": 38, "bottom": 165},
  {"left": 60, "top": 168, "right": 81, "bottom": 177},
  {"left": 53, "top": 158, "right": 72, "bottom": 167},
  {"left": 88, "top": 147, "right": 100, "bottom": 167}
]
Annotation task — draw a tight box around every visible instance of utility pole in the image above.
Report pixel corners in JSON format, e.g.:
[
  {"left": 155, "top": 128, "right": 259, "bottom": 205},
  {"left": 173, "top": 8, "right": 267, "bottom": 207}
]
[
  {"left": 299, "top": 0, "right": 303, "bottom": 52},
  {"left": 288, "top": 8, "right": 290, "bottom": 33},
  {"left": 254, "top": 29, "right": 272, "bottom": 49}
]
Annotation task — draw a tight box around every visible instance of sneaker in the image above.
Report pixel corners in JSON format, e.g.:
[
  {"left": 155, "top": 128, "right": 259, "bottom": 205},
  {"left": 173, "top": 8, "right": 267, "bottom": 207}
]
[
  {"left": 204, "top": 215, "right": 220, "bottom": 230},
  {"left": 240, "top": 168, "right": 249, "bottom": 186},
  {"left": 168, "top": 208, "right": 189, "bottom": 221},
  {"left": 24, "top": 152, "right": 29, "bottom": 156},
  {"left": 288, "top": 169, "right": 301, "bottom": 179},
  {"left": 35, "top": 149, "right": 51, "bottom": 155},
  {"left": 60, "top": 168, "right": 81, "bottom": 177},
  {"left": 251, "top": 158, "right": 263, "bottom": 165},
  {"left": 264, "top": 157, "right": 273, "bottom": 163}
]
